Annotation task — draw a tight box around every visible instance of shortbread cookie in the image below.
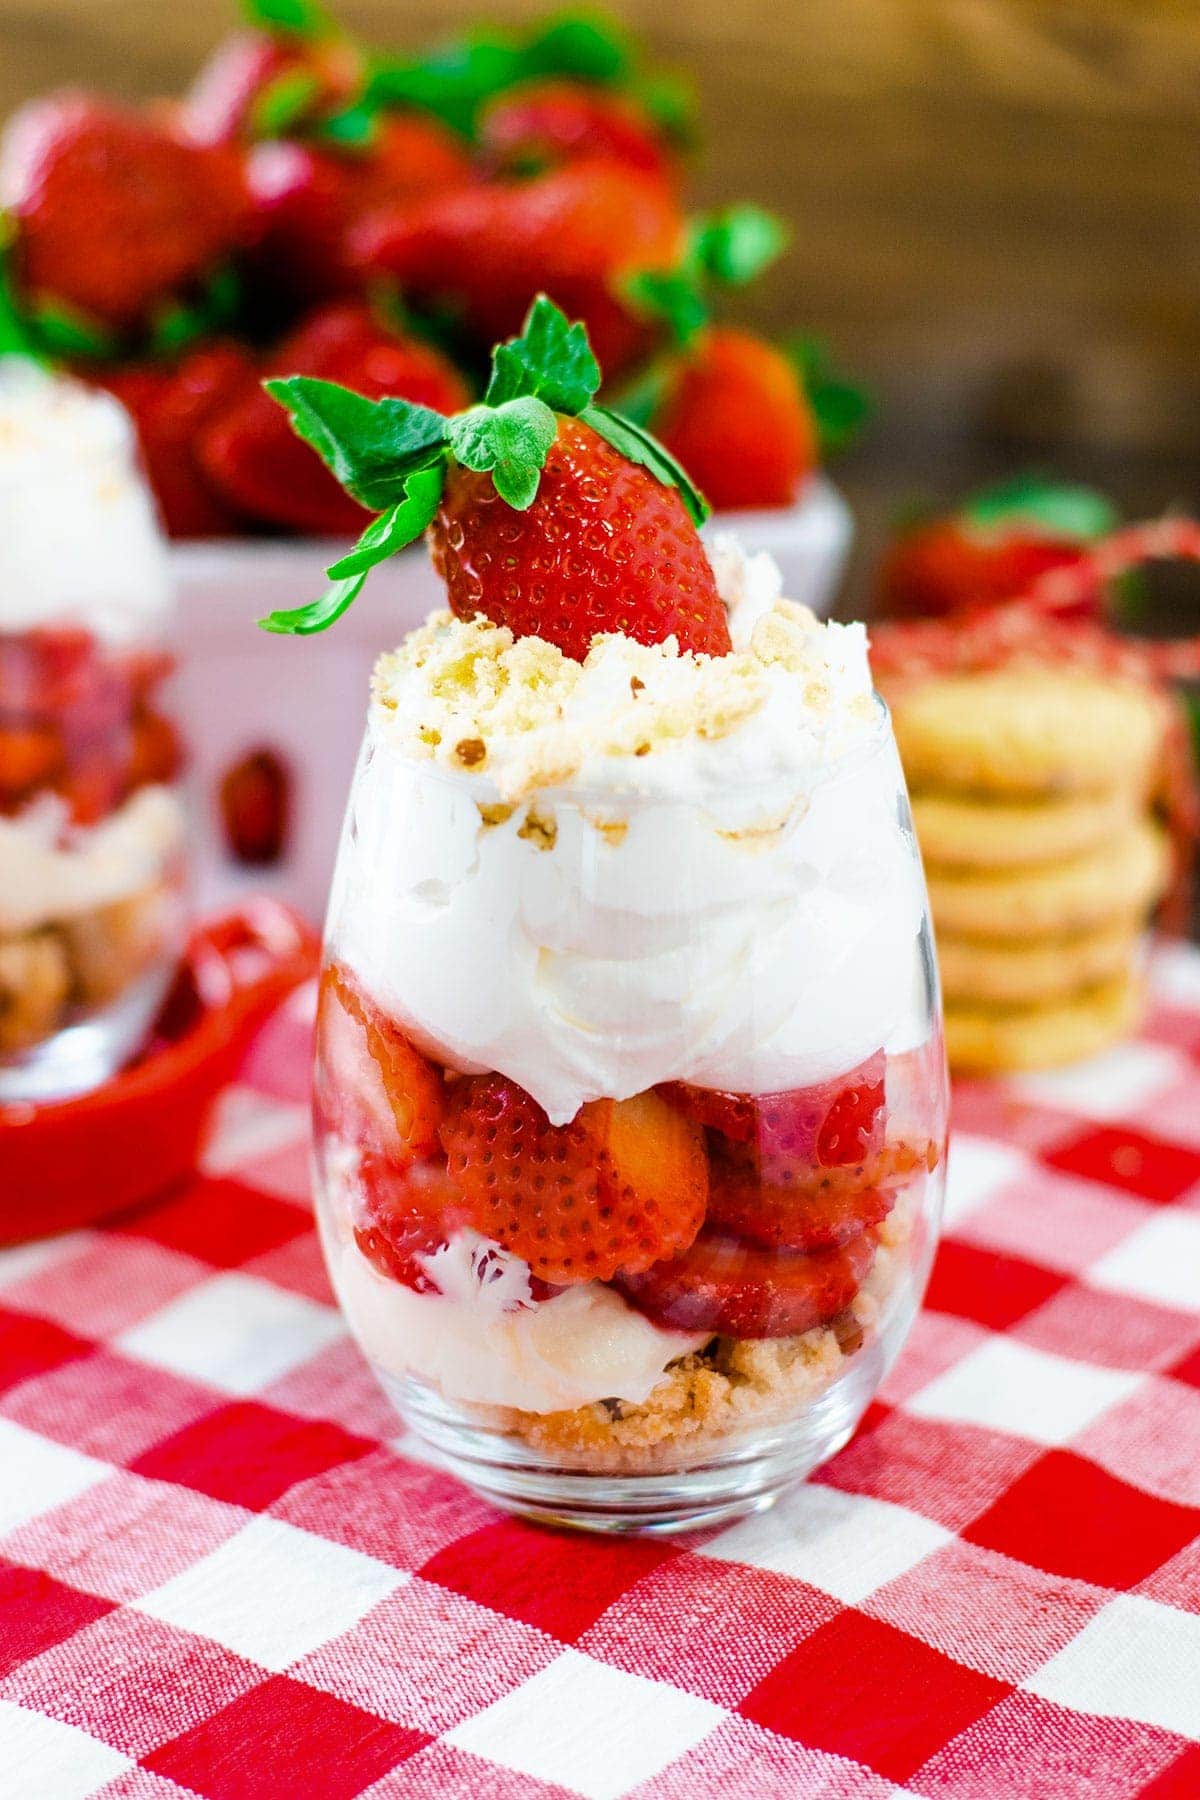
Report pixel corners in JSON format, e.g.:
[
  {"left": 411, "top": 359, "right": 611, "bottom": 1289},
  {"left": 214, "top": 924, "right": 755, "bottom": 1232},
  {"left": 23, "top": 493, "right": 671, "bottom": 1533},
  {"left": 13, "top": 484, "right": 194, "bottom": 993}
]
[
  {"left": 911, "top": 784, "right": 1144, "bottom": 870},
  {"left": 937, "top": 918, "right": 1141, "bottom": 1006},
  {"left": 893, "top": 669, "right": 1168, "bottom": 798},
  {"left": 927, "top": 819, "right": 1169, "bottom": 940},
  {"left": 945, "top": 972, "right": 1143, "bottom": 1073}
]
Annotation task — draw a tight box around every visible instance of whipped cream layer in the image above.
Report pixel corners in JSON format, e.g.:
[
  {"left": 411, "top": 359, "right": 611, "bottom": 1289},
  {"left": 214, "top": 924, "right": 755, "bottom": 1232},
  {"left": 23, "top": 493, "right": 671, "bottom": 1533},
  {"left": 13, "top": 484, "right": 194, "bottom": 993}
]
[
  {"left": 324, "top": 1222, "right": 706, "bottom": 1413},
  {"left": 332, "top": 543, "right": 926, "bottom": 1124},
  {"left": 0, "top": 359, "right": 172, "bottom": 642},
  {"left": 0, "top": 787, "right": 185, "bottom": 933}
]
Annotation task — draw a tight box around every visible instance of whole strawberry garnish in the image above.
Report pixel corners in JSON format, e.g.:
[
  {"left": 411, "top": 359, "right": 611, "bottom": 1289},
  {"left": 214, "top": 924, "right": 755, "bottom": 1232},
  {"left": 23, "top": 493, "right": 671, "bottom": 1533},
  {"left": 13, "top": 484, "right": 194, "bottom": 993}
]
[
  {"left": 877, "top": 475, "right": 1119, "bottom": 622},
  {"left": 438, "top": 1074, "right": 707, "bottom": 1284},
  {"left": 479, "top": 78, "right": 675, "bottom": 181},
  {"left": 218, "top": 746, "right": 291, "bottom": 865},
  {"left": 201, "top": 300, "right": 470, "bottom": 535},
  {"left": 93, "top": 340, "right": 257, "bottom": 537},
  {"left": 0, "top": 93, "right": 253, "bottom": 332},
  {"left": 352, "top": 160, "right": 683, "bottom": 378},
  {"left": 260, "top": 295, "right": 729, "bottom": 656},
  {"left": 616, "top": 1227, "right": 876, "bottom": 1338}
]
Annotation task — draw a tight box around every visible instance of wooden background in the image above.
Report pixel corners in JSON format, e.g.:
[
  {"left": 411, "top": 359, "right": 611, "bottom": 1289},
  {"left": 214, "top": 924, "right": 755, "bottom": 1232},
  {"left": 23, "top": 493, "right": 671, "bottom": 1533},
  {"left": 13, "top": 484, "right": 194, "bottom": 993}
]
[{"left": 1, "top": 0, "right": 1198, "bottom": 607}]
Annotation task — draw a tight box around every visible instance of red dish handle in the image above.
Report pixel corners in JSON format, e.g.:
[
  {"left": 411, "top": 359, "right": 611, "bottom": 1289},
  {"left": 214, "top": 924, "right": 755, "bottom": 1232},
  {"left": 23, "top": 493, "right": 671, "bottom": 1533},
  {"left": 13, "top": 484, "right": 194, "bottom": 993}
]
[{"left": 0, "top": 900, "right": 321, "bottom": 1244}]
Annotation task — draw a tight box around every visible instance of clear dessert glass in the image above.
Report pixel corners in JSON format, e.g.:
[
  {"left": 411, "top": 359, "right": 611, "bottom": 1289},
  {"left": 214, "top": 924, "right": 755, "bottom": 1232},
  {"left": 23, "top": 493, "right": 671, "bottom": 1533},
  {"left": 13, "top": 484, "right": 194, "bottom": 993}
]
[
  {"left": 0, "top": 361, "right": 187, "bottom": 1103},
  {"left": 312, "top": 618, "right": 947, "bottom": 1534}
]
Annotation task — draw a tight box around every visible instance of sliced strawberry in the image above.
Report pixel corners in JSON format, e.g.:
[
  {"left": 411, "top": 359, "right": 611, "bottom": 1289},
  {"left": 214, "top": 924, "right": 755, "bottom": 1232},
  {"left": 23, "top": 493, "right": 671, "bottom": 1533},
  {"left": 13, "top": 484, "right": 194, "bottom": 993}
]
[
  {"left": 431, "top": 414, "right": 729, "bottom": 659},
  {"left": 480, "top": 78, "right": 674, "bottom": 181},
  {"left": 438, "top": 1075, "right": 707, "bottom": 1284},
  {"left": 353, "top": 1152, "right": 462, "bottom": 1291},
  {"left": 94, "top": 341, "right": 256, "bottom": 538},
  {"left": 200, "top": 301, "right": 471, "bottom": 534},
  {"left": 126, "top": 711, "right": 183, "bottom": 792},
  {"left": 0, "top": 725, "right": 63, "bottom": 806},
  {"left": 661, "top": 1052, "right": 887, "bottom": 1177},
  {"left": 316, "top": 963, "right": 445, "bottom": 1163},
  {"left": 615, "top": 1227, "right": 877, "bottom": 1338},
  {"left": 353, "top": 159, "right": 683, "bottom": 378},
  {"left": 1, "top": 93, "right": 253, "bottom": 331},
  {"left": 651, "top": 327, "right": 817, "bottom": 512}
]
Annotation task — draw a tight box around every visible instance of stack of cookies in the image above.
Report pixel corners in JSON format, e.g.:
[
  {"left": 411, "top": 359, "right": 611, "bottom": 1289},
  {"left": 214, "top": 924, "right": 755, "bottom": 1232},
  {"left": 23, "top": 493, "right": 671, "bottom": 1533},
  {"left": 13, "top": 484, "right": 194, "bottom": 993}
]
[{"left": 891, "top": 666, "right": 1173, "bottom": 1073}]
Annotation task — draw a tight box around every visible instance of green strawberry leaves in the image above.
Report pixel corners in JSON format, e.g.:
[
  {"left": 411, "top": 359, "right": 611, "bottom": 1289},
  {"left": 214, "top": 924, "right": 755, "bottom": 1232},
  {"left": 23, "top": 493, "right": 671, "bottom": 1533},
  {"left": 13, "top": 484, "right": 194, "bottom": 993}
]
[
  {"left": 581, "top": 405, "right": 709, "bottom": 526},
  {"left": 241, "top": 0, "right": 331, "bottom": 41},
  {"left": 787, "top": 335, "right": 871, "bottom": 458},
  {"left": 260, "top": 297, "right": 711, "bottom": 634},
  {"left": 688, "top": 205, "right": 788, "bottom": 287},
  {"left": 485, "top": 294, "right": 600, "bottom": 412},
  {"left": 447, "top": 397, "right": 558, "bottom": 509},
  {"left": 249, "top": 67, "right": 324, "bottom": 138},
  {"left": 264, "top": 376, "right": 448, "bottom": 507},
  {"left": 962, "top": 473, "right": 1117, "bottom": 543}
]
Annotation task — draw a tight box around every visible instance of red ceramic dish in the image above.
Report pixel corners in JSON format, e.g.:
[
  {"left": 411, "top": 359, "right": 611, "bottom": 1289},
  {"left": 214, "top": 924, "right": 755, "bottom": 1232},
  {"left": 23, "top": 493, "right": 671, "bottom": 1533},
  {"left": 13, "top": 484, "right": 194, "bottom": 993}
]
[{"left": 0, "top": 899, "right": 319, "bottom": 1243}]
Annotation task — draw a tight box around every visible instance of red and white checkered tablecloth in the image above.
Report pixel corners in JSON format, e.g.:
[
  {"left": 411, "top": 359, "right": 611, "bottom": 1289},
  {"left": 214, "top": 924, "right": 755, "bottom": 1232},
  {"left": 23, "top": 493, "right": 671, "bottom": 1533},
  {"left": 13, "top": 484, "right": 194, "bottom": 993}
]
[{"left": 3, "top": 948, "right": 1200, "bottom": 1800}]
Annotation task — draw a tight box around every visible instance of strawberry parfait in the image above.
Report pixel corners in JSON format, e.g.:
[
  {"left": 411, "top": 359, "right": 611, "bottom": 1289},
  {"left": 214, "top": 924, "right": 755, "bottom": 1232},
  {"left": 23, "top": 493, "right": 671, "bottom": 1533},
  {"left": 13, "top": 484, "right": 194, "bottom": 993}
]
[
  {"left": 0, "top": 360, "right": 186, "bottom": 1101},
  {"left": 267, "top": 301, "right": 947, "bottom": 1530}
]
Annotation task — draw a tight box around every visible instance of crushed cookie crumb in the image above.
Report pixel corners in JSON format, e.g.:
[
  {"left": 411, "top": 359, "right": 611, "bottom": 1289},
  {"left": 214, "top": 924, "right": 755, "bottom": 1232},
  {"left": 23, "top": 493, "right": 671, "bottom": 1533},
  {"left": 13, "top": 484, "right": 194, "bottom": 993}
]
[
  {"left": 477, "top": 802, "right": 515, "bottom": 828},
  {"left": 586, "top": 812, "right": 628, "bottom": 846},
  {"left": 630, "top": 675, "right": 645, "bottom": 694},
  {"left": 518, "top": 806, "right": 558, "bottom": 850},
  {"left": 454, "top": 737, "right": 487, "bottom": 768}
]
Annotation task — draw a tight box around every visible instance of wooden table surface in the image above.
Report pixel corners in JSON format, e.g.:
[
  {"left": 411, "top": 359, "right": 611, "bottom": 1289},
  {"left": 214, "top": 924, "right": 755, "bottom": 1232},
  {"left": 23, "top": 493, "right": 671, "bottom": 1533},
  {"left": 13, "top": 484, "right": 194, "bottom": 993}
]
[{"left": 1, "top": 0, "right": 1198, "bottom": 612}]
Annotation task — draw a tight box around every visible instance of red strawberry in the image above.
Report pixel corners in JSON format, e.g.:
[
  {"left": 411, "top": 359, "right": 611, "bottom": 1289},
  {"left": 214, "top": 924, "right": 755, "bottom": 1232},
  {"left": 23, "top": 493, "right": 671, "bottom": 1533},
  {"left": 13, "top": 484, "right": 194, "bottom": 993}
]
[
  {"left": 353, "top": 160, "right": 683, "bottom": 377},
  {"left": 438, "top": 1076, "right": 707, "bottom": 1284},
  {"left": 616, "top": 1227, "right": 877, "bottom": 1338},
  {"left": 430, "top": 414, "right": 729, "bottom": 659},
  {"left": 661, "top": 1052, "right": 887, "bottom": 1176},
  {"left": 706, "top": 1137, "right": 932, "bottom": 1253},
  {"left": 180, "top": 29, "right": 363, "bottom": 147},
  {"left": 200, "top": 302, "right": 471, "bottom": 534},
  {"left": 352, "top": 1153, "right": 463, "bottom": 1290},
  {"left": 1, "top": 93, "right": 253, "bottom": 331},
  {"left": 244, "top": 116, "right": 472, "bottom": 305},
  {"left": 877, "top": 479, "right": 1118, "bottom": 622},
  {"left": 218, "top": 747, "right": 291, "bottom": 865},
  {"left": 316, "top": 962, "right": 445, "bottom": 1163},
  {"left": 0, "top": 726, "right": 63, "bottom": 809},
  {"left": 480, "top": 78, "right": 673, "bottom": 181},
  {"left": 650, "top": 327, "right": 817, "bottom": 512},
  {"left": 94, "top": 341, "right": 257, "bottom": 538},
  {"left": 126, "top": 710, "right": 183, "bottom": 794}
]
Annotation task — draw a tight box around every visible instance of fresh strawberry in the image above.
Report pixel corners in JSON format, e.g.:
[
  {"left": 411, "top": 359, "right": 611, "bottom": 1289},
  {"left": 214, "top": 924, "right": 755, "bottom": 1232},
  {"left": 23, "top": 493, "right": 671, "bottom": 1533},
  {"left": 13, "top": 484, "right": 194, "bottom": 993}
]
[
  {"left": 480, "top": 78, "right": 674, "bottom": 181},
  {"left": 352, "top": 1153, "right": 463, "bottom": 1290},
  {"left": 353, "top": 160, "right": 683, "bottom": 377},
  {"left": 244, "top": 116, "right": 471, "bottom": 305},
  {"left": 126, "top": 711, "right": 183, "bottom": 792},
  {"left": 616, "top": 1227, "right": 876, "bottom": 1338},
  {"left": 707, "top": 1158, "right": 893, "bottom": 1252},
  {"left": 1, "top": 93, "right": 253, "bottom": 331},
  {"left": 0, "top": 726, "right": 63, "bottom": 807},
  {"left": 315, "top": 963, "right": 445, "bottom": 1163},
  {"left": 218, "top": 747, "right": 291, "bottom": 865},
  {"left": 431, "top": 414, "right": 728, "bottom": 659},
  {"left": 438, "top": 1076, "right": 707, "bottom": 1284},
  {"left": 180, "top": 29, "right": 363, "bottom": 147},
  {"left": 200, "top": 301, "right": 470, "bottom": 534},
  {"left": 661, "top": 1052, "right": 887, "bottom": 1174},
  {"left": 649, "top": 327, "right": 817, "bottom": 512},
  {"left": 260, "top": 296, "right": 725, "bottom": 653},
  {"left": 877, "top": 476, "right": 1119, "bottom": 622},
  {"left": 94, "top": 341, "right": 256, "bottom": 537}
]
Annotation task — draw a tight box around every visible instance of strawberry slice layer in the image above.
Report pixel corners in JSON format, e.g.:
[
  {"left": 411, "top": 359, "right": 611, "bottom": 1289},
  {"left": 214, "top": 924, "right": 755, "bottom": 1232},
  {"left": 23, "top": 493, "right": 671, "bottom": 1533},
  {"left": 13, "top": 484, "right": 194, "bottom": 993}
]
[
  {"left": 438, "top": 1075, "right": 707, "bottom": 1284},
  {"left": 660, "top": 1051, "right": 887, "bottom": 1181},
  {"left": 315, "top": 963, "right": 444, "bottom": 1163},
  {"left": 615, "top": 1228, "right": 877, "bottom": 1339}
]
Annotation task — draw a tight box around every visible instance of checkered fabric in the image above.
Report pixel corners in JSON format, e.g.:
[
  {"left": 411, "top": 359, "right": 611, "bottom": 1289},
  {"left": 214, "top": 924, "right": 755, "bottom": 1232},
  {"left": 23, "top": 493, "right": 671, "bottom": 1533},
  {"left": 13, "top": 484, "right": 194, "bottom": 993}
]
[{"left": 2, "top": 947, "right": 1200, "bottom": 1800}]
